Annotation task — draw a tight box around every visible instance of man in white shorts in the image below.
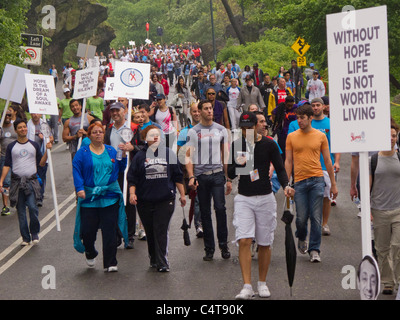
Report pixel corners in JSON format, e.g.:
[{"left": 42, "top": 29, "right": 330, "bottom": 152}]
[{"left": 228, "top": 111, "right": 294, "bottom": 300}]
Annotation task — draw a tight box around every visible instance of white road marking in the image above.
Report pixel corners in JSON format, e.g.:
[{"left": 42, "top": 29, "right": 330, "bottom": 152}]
[{"left": 0, "top": 192, "right": 76, "bottom": 275}]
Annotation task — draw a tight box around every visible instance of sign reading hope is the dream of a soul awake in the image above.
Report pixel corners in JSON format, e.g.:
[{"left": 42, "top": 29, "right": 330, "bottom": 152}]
[
  {"left": 326, "top": 5, "right": 391, "bottom": 153},
  {"left": 24, "top": 74, "right": 58, "bottom": 115}
]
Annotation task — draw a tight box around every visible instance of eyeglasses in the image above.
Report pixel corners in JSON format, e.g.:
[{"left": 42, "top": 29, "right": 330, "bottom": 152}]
[
  {"left": 207, "top": 92, "right": 216, "bottom": 95},
  {"left": 5, "top": 114, "right": 11, "bottom": 117}
]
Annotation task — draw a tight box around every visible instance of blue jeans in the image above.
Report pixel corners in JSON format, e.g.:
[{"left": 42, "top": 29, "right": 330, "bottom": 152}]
[
  {"left": 196, "top": 171, "right": 228, "bottom": 253},
  {"left": 16, "top": 184, "right": 40, "bottom": 242},
  {"left": 294, "top": 176, "right": 325, "bottom": 253}
]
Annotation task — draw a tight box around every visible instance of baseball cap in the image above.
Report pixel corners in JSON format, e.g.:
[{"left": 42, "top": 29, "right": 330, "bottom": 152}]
[
  {"left": 155, "top": 93, "right": 166, "bottom": 100},
  {"left": 245, "top": 75, "right": 252, "bottom": 81},
  {"left": 239, "top": 111, "right": 258, "bottom": 128},
  {"left": 63, "top": 88, "right": 70, "bottom": 93},
  {"left": 110, "top": 102, "right": 125, "bottom": 110},
  {"left": 310, "top": 63, "right": 315, "bottom": 67},
  {"left": 322, "top": 96, "right": 329, "bottom": 105}
]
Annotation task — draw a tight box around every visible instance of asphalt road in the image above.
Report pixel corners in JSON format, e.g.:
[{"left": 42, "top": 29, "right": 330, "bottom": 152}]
[{"left": 0, "top": 79, "right": 395, "bottom": 305}]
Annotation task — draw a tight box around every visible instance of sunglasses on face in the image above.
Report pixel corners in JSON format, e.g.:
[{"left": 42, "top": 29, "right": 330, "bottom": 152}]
[
  {"left": 5, "top": 114, "right": 11, "bottom": 117},
  {"left": 207, "top": 92, "right": 216, "bottom": 95}
]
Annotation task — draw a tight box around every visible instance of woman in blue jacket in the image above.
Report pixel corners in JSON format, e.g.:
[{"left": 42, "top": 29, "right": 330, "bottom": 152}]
[
  {"left": 128, "top": 125, "right": 186, "bottom": 272},
  {"left": 72, "top": 123, "right": 128, "bottom": 272}
]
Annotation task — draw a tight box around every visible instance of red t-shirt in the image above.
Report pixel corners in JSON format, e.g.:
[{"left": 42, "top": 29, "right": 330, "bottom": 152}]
[{"left": 277, "top": 89, "right": 287, "bottom": 104}]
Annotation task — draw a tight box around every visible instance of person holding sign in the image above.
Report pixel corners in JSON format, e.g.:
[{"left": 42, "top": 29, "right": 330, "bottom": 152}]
[
  {"left": 0, "top": 110, "right": 17, "bottom": 216},
  {"left": 369, "top": 121, "right": 400, "bottom": 296},
  {"left": 285, "top": 104, "right": 338, "bottom": 262},
  {"left": 27, "top": 113, "right": 54, "bottom": 207},
  {"left": 72, "top": 122, "right": 128, "bottom": 272},
  {"left": 62, "top": 99, "right": 94, "bottom": 160},
  {"left": 0, "top": 119, "right": 52, "bottom": 246}
]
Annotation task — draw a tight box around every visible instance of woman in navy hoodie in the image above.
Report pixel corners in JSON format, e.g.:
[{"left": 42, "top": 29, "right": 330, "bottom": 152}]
[{"left": 128, "top": 125, "right": 186, "bottom": 272}]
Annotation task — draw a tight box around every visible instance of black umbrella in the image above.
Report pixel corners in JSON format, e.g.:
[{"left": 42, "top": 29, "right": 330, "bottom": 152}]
[
  {"left": 181, "top": 207, "right": 191, "bottom": 246},
  {"left": 281, "top": 197, "right": 296, "bottom": 297}
]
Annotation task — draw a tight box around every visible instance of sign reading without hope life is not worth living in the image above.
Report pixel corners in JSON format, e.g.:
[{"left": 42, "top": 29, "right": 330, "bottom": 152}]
[{"left": 326, "top": 5, "right": 390, "bottom": 153}]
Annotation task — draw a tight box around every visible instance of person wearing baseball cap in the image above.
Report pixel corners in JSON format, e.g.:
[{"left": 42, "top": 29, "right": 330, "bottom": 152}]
[{"left": 229, "top": 111, "right": 293, "bottom": 300}]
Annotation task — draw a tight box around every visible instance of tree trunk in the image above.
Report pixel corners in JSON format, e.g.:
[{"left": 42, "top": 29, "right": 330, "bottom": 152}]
[{"left": 221, "top": 0, "right": 246, "bottom": 45}]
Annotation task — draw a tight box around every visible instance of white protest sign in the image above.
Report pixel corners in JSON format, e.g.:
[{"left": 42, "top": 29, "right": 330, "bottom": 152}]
[
  {"left": 76, "top": 43, "right": 96, "bottom": 59},
  {"left": 0, "top": 64, "right": 31, "bottom": 104},
  {"left": 114, "top": 61, "right": 150, "bottom": 100},
  {"left": 327, "top": 5, "right": 390, "bottom": 153},
  {"left": 104, "top": 77, "right": 118, "bottom": 101},
  {"left": 24, "top": 74, "right": 58, "bottom": 115},
  {"left": 73, "top": 67, "right": 99, "bottom": 99}
]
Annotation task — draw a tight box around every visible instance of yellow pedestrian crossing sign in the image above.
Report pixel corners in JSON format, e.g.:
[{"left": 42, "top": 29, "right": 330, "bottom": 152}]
[{"left": 291, "top": 37, "right": 310, "bottom": 56}]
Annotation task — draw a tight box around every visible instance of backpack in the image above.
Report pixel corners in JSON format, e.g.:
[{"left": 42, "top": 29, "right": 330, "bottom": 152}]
[{"left": 370, "top": 152, "right": 400, "bottom": 192}]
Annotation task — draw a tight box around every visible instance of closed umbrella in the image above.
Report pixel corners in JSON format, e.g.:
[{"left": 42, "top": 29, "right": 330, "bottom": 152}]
[
  {"left": 181, "top": 207, "right": 191, "bottom": 246},
  {"left": 188, "top": 189, "right": 197, "bottom": 228},
  {"left": 281, "top": 197, "right": 296, "bottom": 296}
]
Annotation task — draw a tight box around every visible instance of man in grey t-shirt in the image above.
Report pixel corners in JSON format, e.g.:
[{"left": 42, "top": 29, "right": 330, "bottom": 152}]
[{"left": 186, "top": 100, "right": 232, "bottom": 261}]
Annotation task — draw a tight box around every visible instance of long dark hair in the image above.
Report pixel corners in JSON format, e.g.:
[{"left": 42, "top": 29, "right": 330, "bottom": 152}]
[{"left": 175, "top": 76, "right": 187, "bottom": 93}]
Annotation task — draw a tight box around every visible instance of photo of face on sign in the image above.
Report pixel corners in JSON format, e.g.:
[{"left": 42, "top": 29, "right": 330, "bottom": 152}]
[
  {"left": 119, "top": 128, "right": 133, "bottom": 143},
  {"left": 357, "top": 255, "right": 380, "bottom": 300}
]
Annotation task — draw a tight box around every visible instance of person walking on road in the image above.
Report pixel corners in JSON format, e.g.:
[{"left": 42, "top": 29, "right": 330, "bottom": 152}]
[
  {"left": 72, "top": 122, "right": 128, "bottom": 272},
  {"left": 228, "top": 111, "right": 294, "bottom": 299},
  {"left": 0, "top": 119, "right": 52, "bottom": 246},
  {"left": 285, "top": 104, "right": 338, "bottom": 262},
  {"left": 185, "top": 100, "right": 232, "bottom": 261},
  {"left": 0, "top": 110, "right": 17, "bottom": 216},
  {"left": 369, "top": 121, "right": 400, "bottom": 296},
  {"left": 62, "top": 99, "right": 94, "bottom": 160},
  {"left": 127, "top": 125, "right": 186, "bottom": 272}
]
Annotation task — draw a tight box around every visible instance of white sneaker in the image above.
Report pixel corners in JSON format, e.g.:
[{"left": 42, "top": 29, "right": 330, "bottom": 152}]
[
  {"left": 86, "top": 258, "right": 96, "bottom": 268},
  {"left": 21, "top": 241, "right": 30, "bottom": 247},
  {"left": 257, "top": 282, "right": 271, "bottom": 298},
  {"left": 235, "top": 287, "right": 255, "bottom": 300},
  {"left": 105, "top": 266, "right": 118, "bottom": 272},
  {"left": 309, "top": 250, "right": 321, "bottom": 263}
]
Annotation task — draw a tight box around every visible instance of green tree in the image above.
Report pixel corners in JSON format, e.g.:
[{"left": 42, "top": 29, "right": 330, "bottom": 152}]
[{"left": 0, "top": 0, "right": 30, "bottom": 78}]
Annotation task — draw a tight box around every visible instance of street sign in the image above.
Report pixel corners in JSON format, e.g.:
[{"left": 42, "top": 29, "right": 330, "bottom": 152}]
[
  {"left": 297, "top": 56, "right": 307, "bottom": 67},
  {"left": 291, "top": 37, "right": 310, "bottom": 56},
  {"left": 20, "top": 34, "right": 43, "bottom": 66}
]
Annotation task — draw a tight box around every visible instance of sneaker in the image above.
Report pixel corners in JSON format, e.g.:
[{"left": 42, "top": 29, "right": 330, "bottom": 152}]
[
  {"left": 220, "top": 245, "right": 231, "bottom": 259},
  {"left": 138, "top": 229, "right": 146, "bottom": 241},
  {"left": 105, "top": 266, "right": 118, "bottom": 272},
  {"left": 158, "top": 267, "right": 170, "bottom": 272},
  {"left": 298, "top": 240, "right": 308, "bottom": 254},
  {"left": 309, "top": 250, "right": 321, "bottom": 263},
  {"left": 1, "top": 206, "right": 10, "bottom": 216},
  {"left": 257, "top": 282, "right": 271, "bottom": 298},
  {"left": 203, "top": 250, "right": 214, "bottom": 261},
  {"left": 86, "top": 258, "right": 96, "bottom": 268},
  {"left": 235, "top": 287, "right": 255, "bottom": 300},
  {"left": 125, "top": 239, "right": 134, "bottom": 249},
  {"left": 32, "top": 238, "right": 40, "bottom": 245},
  {"left": 322, "top": 225, "right": 331, "bottom": 236},
  {"left": 21, "top": 241, "right": 30, "bottom": 246},
  {"left": 196, "top": 227, "right": 204, "bottom": 238},
  {"left": 382, "top": 285, "right": 394, "bottom": 295}
]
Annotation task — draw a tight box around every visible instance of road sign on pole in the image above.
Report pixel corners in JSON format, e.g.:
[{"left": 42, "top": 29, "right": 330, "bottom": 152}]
[
  {"left": 291, "top": 37, "right": 310, "bottom": 56},
  {"left": 21, "top": 34, "right": 43, "bottom": 66}
]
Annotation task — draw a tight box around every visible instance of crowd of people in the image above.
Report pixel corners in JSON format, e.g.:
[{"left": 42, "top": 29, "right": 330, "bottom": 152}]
[{"left": 0, "top": 41, "right": 398, "bottom": 300}]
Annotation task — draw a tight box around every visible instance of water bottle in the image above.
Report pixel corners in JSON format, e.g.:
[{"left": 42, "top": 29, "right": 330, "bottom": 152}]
[
  {"left": 353, "top": 196, "right": 361, "bottom": 208},
  {"left": 1, "top": 188, "right": 9, "bottom": 196},
  {"left": 353, "top": 196, "right": 361, "bottom": 217},
  {"left": 116, "top": 148, "right": 123, "bottom": 160}
]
